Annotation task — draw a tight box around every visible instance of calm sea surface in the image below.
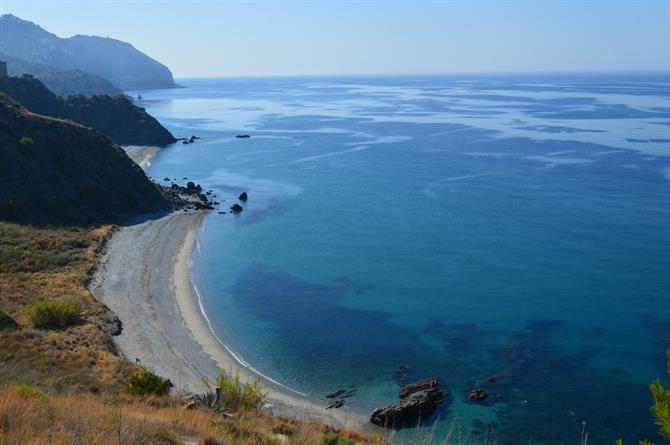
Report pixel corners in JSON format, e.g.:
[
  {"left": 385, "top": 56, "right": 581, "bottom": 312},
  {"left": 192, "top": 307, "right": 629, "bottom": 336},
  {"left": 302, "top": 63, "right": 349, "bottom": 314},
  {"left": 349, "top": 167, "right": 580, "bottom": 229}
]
[{"left": 132, "top": 74, "right": 670, "bottom": 444}]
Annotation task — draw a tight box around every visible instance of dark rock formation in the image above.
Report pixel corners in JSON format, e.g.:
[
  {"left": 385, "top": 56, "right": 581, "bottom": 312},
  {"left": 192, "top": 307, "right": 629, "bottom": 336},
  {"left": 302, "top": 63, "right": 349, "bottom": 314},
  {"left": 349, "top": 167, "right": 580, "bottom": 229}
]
[
  {"left": 399, "top": 378, "right": 439, "bottom": 398},
  {"left": 370, "top": 388, "right": 444, "bottom": 428},
  {"left": 485, "top": 373, "right": 508, "bottom": 384},
  {"left": 238, "top": 192, "right": 248, "bottom": 201},
  {"left": 467, "top": 388, "right": 488, "bottom": 402},
  {"left": 0, "top": 75, "right": 175, "bottom": 146},
  {"left": 0, "top": 92, "right": 170, "bottom": 224},
  {"left": 326, "top": 399, "right": 345, "bottom": 410},
  {"left": 230, "top": 203, "right": 243, "bottom": 213},
  {"left": 235, "top": 134, "right": 250, "bottom": 139}
]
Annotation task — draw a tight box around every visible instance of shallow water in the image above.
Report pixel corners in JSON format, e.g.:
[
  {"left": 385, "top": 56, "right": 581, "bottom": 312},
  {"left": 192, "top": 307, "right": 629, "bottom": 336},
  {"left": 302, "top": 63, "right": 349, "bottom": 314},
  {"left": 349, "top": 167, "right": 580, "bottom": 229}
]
[{"left": 134, "top": 73, "right": 670, "bottom": 444}]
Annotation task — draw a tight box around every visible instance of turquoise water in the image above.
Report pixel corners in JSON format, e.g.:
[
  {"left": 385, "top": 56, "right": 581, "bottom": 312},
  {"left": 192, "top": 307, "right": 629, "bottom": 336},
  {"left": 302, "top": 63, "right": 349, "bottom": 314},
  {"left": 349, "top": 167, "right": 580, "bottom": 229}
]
[{"left": 134, "top": 74, "right": 670, "bottom": 444}]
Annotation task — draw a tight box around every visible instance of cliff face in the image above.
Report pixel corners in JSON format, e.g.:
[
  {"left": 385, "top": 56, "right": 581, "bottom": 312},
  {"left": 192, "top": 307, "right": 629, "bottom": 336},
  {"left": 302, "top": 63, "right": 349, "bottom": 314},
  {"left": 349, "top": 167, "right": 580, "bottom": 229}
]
[
  {"left": 0, "top": 76, "right": 175, "bottom": 146},
  {"left": 0, "top": 14, "right": 176, "bottom": 90},
  {"left": 0, "top": 93, "right": 170, "bottom": 224}
]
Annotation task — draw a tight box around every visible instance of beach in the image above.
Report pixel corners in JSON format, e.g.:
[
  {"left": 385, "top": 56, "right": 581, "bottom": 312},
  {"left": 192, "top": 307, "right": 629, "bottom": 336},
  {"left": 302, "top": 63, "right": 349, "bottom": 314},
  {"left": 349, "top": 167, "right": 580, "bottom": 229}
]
[
  {"left": 92, "top": 149, "right": 368, "bottom": 430},
  {"left": 123, "top": 145, "right": 161, "bottom": 169}
]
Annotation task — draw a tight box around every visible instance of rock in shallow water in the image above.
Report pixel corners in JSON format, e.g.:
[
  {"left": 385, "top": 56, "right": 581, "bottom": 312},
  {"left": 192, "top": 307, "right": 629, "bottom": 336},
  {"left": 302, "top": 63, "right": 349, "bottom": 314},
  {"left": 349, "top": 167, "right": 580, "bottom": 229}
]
[
  {"left": 370, "top": 388, "right": 444, "bottom": 428},
  {"left": 399, "top": 378, "right": 439, "bottom": 398}
]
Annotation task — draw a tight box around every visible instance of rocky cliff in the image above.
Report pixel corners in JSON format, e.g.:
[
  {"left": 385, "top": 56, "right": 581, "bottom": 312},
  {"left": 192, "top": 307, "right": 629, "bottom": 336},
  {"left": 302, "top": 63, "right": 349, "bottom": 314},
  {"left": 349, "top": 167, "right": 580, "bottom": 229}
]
[
  {"left": 0, "top": 92, "right": 170, "bottom": 224},
  {"left": 0, "top": 76, "right": 175, "bottom": 146}
]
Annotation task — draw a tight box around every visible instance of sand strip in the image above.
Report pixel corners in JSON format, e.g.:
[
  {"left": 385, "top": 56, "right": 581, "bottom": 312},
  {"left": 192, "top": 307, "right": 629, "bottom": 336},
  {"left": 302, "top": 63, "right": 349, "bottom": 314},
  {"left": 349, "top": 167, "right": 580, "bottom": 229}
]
[{"left": 123, "top": 145, "right": 161, "bottom": 169}]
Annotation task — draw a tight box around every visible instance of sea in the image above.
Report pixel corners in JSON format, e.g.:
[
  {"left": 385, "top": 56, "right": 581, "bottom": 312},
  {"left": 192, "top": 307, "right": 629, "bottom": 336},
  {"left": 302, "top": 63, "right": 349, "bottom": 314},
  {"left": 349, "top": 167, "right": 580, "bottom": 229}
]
[{"left": 129, "top": 73, "right": 670, "bottom": 445}]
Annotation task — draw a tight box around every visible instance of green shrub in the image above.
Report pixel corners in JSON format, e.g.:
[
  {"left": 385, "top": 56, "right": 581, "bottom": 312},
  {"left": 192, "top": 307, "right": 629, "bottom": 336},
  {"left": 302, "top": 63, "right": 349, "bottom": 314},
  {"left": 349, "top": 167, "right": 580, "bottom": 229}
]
[
  {"left": 320, "top": 432, "right": 355, "bottom": 445},
  {"left": 125, "top": 371, "right": 171, "bottom": 396},
  {"left": 195, "top": 369, "right": 267, "bottom": 414},
  {"left": 0, "top": 311, "right": 18, "bottom": 330},
  {"left": 17, "top": 384, "right": 47, "bottom": 400},
  {"left": 27, "top": 298, "right": 81, "bottom": 327},
  {"left": 650, "top": 351, "right": 670, "bottom": 439}
]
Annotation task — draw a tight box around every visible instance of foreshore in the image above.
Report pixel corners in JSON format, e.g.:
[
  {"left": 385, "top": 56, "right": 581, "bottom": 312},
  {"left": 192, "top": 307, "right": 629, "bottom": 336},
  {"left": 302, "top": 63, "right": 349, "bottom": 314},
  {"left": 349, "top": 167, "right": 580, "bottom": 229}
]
[
  {"left": 123, "top": 145, "right": 161, "bottom": 169},
  {"left": 92, "top": 149, "right": 369, "bottom": 430}
]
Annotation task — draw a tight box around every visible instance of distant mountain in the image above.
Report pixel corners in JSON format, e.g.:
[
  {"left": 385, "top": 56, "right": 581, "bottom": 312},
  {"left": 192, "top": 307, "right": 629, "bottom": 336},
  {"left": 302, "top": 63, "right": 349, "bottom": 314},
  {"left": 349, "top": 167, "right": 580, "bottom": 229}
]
[
  {"left": 0, "top": 53, "right": 122, "bottom": 96},
  {"left": 0, "top": 14, "right": 176, "bottom": 90},
  {"left": 0, "top": 92, "right": 170, "bottom": 224},
  {"left": 0, "top": 75, "right": 176, "bottom": 146}
]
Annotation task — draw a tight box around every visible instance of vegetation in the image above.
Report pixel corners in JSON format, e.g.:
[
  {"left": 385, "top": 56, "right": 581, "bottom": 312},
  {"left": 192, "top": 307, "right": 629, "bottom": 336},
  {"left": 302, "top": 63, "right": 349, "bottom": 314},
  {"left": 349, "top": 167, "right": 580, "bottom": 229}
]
[
  {"left": 195, "top": 369, "right": 267, "bottom": 414},
  {"left": 125, "top": 370, "right": 172, "bottom": 396},
  {"left": 0, "top": 310, "right": 17, "bottom": 329},
  {"left": 650, "top": 351, "right": 670, "bottom": 440},
  {"left": 27, "top": 297, "right": 81, "bottom": 327}
]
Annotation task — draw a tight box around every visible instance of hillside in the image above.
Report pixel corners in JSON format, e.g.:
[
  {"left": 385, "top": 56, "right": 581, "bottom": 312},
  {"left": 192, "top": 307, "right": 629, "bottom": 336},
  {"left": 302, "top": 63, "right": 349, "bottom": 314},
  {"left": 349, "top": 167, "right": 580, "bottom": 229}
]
[
  {"left": 0, "top": 92, "right": 170, "bottom": 225},
  {"left": 0, "top": 75, "right": 175, "bottom": 146},
  {"left": 0, "top": 14, "right": 176, "bottom": 90},
  {"left": 0, "top": 53, "right": 122, "bottom": 96}
]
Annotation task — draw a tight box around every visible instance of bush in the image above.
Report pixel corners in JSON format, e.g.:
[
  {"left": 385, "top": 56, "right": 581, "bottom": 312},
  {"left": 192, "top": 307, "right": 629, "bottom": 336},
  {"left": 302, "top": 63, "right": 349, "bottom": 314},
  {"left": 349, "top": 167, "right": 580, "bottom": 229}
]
[
  {"left": 0, "top": 311, "right": 18, "bottom": 330},
  {"left": 27, "top": 298, "right": 81, "bottom": 327},
  {"left": 17, "top": 384, "right": 47, "bottom": 400},
  {"left": 321, "top": 432, "right": 355, "bottom": 445},
  {"left": 195, "top": 369, "right": 267, "bottom": 414},
  {"left": 650, "top": 351, "right": 670, "bottom": 439},
  {"left": 125, "top": 371, "right": 172, "bottom": 396}
]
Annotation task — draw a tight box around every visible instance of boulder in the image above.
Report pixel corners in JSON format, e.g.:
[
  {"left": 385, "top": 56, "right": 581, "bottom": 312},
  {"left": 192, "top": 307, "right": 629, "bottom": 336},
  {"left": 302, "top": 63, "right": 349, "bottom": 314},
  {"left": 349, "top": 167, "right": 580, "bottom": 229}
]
[
  {"left": 239, "top": 192, "right": 248, "bottom": 201},
  {"left": 326, "top": 399, "right": 345, "bottom": 410},
  {"left": 235, "top": 134, "right": 251, "bottom": 139},
  {"left": 399, "top": 378, "right": 439, "bottom": 398},
  {"left": 467, "top": 388, "right": 487, "bottom": 402},
  {"left": 370, "top": 388, "right": 444, "bottom": 428},
  {"left": 230, "top": 203, "right": 243, "bottom": 213}
]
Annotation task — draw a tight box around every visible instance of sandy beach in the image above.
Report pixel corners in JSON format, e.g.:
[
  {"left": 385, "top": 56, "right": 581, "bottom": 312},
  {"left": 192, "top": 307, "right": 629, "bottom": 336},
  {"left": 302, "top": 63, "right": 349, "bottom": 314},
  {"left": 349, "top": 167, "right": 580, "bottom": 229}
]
[
  {"left": 123, "top": 145, "right": 161, "bottom": 169},
  {"left": 91, "top": 151, "right": 369, "bottom": 430}
]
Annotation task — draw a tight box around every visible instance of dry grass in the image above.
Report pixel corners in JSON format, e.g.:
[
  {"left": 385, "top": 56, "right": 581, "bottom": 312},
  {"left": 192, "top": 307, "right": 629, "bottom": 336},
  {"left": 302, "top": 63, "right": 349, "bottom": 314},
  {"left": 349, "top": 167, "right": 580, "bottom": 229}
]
[
  {"left": 0, "top": 222, "right": 134, "bottom": 392},
  {"left": 0, "top": 221, "right": 389, "bottom": 444},
  {"left": 0, "top": 384, "right": 389, "bottom": 445}
]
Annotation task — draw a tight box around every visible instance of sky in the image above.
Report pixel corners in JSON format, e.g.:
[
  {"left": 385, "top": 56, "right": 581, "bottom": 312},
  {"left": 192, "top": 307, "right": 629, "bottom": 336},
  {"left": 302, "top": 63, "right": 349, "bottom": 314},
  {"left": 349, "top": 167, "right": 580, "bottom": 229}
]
[{"left": 1, "top": 0, "right": 669, "bottom": 77}]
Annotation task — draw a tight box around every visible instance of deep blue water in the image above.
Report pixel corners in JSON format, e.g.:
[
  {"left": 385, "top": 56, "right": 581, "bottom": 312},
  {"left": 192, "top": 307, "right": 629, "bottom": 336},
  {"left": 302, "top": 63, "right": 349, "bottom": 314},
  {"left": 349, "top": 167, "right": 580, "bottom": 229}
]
[{"left": 132, "top": 74, "right": 670, "bottom": 444}]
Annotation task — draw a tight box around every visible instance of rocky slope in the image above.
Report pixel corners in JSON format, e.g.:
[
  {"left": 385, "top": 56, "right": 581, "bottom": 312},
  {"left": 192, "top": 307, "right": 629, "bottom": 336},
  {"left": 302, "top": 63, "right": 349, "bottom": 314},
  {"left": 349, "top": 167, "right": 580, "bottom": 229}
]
[
  {"left": 0, "top": 92, "right": 170, "bottom": 224},
  {"left": 0, "top": 75, "right": 175, "bottom": 146},
  {"left": 0, "top": 14, "right": 176, "bottom": 90}
]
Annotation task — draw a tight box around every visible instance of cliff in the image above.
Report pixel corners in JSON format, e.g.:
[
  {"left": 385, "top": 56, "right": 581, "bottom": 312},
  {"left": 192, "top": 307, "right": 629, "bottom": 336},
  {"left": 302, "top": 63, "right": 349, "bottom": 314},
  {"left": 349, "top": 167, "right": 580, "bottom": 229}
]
[
  {"left": 0, "top": 92, "right": 170, "bottom": 224},
  {"left": 0, "top": 75, "right": 175, "bottom": 146}
]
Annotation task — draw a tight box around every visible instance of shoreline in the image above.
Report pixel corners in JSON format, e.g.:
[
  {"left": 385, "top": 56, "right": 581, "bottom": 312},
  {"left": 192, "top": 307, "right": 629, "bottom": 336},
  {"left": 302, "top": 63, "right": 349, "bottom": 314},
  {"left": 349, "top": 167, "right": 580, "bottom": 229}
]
[
  {"left": 91, "top": 151, "right": 370, "bottom": 430},
  {"left": 91, "top": 211, "right": 368, "bottom": 430}
]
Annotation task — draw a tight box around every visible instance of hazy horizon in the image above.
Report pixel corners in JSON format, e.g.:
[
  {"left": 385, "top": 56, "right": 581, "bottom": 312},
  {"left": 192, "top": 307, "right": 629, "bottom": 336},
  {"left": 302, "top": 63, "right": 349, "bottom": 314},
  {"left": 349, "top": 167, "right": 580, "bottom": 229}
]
[{"left": 1, "top": 0, "right": 669, "bottom": 78}]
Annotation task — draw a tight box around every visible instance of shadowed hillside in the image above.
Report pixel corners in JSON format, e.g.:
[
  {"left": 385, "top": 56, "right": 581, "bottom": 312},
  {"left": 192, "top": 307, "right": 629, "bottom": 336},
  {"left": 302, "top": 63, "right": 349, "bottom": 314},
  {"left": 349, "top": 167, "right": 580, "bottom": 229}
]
[
  {"left": 0, "top": 75, "right": 175, "bottom": 146},
  {"left": 0, "top": 92, "right": 170, "bottom": 224}
]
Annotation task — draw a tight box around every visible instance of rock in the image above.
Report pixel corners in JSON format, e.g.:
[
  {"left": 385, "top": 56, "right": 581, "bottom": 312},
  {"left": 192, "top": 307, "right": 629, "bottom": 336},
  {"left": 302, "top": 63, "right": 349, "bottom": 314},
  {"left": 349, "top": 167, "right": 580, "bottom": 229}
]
[
  {"left": 218, "top": 211, "right": 226, "bottom": 214},
  {"left": 399, "top": 378, "right": 439, "bottom": 398},
  {"left": 326, "top": 389, "right": 346, "bottom": 399},
  {"left": 326, "top": 399, "right": 345, "bottom": 410},
  {"left": 163, "top": 177, "right": 171, "bottom": 181},
  {"left": 230, "top": 203, "right": 243, "bottom": 213},
  {"left": 185, "top": 181, "right": 202, "bottom": 193},
  {"left": 370, "top": 388, "right": 444, "bottom": 428},
  {"left": 485, "top": 373, "right": 507, "bottom": 384},
  {"left": 235, "top": 134, "right": 251, "bottom": 139},
  {"left": 182, "top": 140, "right": 190, "bottom": 144},
  {"left": 239, "top": 192, "right": 248, "bottom": 201},
  {"left": 467, "top": 388, "right": 487, "bottom": 402}
]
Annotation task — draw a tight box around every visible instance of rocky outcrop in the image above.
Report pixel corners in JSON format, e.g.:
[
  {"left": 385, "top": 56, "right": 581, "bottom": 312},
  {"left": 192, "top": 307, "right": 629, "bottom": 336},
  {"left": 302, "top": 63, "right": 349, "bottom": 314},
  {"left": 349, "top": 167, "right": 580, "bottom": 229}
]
[
  {"left": 467, "top": 388, "right": 488, "bottom": 402},
  {"left": 238, "top": 192, "right": 248, "bottom": 201},
  {"left": 370, "top": 388, "right": 444, "bottom": 428},
  {"left": 399, "top": 378, "right": 439, "bottom": 398},
  {"left": 230, "top": 203, "right": 243, "bottom": 213}
]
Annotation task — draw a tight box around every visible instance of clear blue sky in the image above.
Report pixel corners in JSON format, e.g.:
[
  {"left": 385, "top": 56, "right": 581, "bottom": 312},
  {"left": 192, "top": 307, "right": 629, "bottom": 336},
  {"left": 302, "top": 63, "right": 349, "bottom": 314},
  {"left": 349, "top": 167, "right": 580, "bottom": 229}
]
[{"left": 2, "top": 0, "right": 669, "bottom": 77}]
